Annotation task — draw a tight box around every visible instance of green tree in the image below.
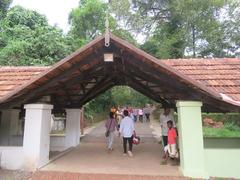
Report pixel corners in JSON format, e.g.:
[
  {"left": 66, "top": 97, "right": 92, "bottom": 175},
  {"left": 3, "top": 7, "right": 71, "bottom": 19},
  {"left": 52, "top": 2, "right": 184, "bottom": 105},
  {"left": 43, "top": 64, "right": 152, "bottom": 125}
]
[
  {"left": 111, "top": 0, "right": 239, "bottom": 58},
  {"left": 69, "top": 0, "right": 138, "bottom": 45},
  {"left": 0, "top": 0, "right": 12, "bottom": 19},
  {"left": 0, "top": 6, "right": 74, "bottom": 65},
  {"left": 69, "top": 0, "right": 116, "bottom": 40}
]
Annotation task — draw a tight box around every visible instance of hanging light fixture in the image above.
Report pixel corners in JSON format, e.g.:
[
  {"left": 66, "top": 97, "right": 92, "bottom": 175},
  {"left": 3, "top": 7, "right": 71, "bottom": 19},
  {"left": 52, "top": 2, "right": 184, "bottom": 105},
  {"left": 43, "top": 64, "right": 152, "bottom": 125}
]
[{"left": 104, "top": 53, "right": 114, "bottom": 62}]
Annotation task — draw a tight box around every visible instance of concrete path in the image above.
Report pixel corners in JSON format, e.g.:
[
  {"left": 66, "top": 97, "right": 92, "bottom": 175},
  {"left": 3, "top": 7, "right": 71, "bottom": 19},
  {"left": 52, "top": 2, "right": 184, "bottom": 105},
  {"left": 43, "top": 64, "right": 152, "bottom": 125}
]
[
  {"left": 32, "top": 171, "right": 186, "bottom": 180},
  {"left": 41, "top": 119, "right": 181, "bottom": 177}
]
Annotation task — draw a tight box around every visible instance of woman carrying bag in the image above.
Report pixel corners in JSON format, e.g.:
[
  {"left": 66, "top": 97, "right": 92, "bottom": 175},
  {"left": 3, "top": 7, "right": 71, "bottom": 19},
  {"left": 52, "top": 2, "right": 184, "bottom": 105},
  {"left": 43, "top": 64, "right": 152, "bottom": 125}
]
[{"left": 105, "top": 112, "right": 118, "bottom": 153}]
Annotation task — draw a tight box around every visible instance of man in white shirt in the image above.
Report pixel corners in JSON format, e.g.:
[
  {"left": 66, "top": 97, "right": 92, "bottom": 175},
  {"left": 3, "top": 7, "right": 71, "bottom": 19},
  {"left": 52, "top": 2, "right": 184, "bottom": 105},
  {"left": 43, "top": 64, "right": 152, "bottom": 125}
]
[
  {"left": 160, "top": 107, "right": 176, "bottom": 147},
  {"left": 119, "top": 109, "right": 135, "bottom": 157}
]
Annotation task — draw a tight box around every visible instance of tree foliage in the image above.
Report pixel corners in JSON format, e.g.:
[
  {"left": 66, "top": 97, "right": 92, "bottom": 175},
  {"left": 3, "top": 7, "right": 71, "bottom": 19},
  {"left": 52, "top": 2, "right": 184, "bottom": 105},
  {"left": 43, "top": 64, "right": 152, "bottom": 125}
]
[
  {"left": 0, "top": 0, "right": 12, "bottom": 19},
  {"left": 0, "top": 6, "right": 75, "bottom": 65},
  {"left": 85, "top": 86, "right": 153, "bottom": 116},
  {"left": 111, "top": 0, "right": 240, "bottom": 58}
]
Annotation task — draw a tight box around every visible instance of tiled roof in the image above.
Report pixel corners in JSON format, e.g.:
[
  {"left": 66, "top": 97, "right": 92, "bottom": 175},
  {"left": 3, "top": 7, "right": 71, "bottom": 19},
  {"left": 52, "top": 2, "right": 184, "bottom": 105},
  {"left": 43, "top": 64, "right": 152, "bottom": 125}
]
[
  {"left": 162, "top": 58, "right": 240, "bottom": 102},
  {"left": 0, "top": 66, "right": 49, "bottom": 98},
  {"left": 1, "top": 58, "right": 240, "bottom": 107}
]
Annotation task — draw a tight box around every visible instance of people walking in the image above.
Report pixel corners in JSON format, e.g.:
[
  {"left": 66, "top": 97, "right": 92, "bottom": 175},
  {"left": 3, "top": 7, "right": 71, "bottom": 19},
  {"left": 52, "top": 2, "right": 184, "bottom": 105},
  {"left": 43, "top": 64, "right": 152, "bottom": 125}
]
[
  {"left": 133, "top": 108, "right": 138, "bottom": 122},
  {"left": 159, "top": 107, "right": 176, "bottom": 147},
  {"left": 119, "top": 109, "right": 135, "bottom": 157},
  {"left": 144, "top": 105, "right": 151, "bottom": 122},
  {"left": 105, "top": 112, "right": 118, "bottom": 153},
  {"left": 138, "top": 108, "right": 143, "bottom": 123}
]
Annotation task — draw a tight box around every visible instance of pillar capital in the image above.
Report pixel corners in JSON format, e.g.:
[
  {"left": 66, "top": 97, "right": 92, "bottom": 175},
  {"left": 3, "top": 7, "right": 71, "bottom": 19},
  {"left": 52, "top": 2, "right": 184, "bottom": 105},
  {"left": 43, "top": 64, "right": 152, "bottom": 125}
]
[
  {"left": 24, "top": 104, "right": 53, "bottom": 110},
  {"left": 176, "top": 101, "right": 202, "bottom": 107},
  {"left": 65, "top": 108, "right": 82, "bottom": 112}
]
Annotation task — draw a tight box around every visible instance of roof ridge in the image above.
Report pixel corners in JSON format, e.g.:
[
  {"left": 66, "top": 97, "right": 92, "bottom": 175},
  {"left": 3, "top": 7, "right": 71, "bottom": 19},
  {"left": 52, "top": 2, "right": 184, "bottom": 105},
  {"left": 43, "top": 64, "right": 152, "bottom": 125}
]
[
  {"left": 0, "top": 66, "right": 50, "bottom": 69},
  {"left": 162, "top": 58, "right": 240, "bottom": 61}
]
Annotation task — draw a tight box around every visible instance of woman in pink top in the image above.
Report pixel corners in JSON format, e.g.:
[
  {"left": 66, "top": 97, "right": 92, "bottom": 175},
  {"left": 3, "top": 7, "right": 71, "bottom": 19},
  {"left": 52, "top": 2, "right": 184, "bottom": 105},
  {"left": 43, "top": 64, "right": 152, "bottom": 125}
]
[{"left": 105, "top": 112, "right": 118, "bottom": 153}]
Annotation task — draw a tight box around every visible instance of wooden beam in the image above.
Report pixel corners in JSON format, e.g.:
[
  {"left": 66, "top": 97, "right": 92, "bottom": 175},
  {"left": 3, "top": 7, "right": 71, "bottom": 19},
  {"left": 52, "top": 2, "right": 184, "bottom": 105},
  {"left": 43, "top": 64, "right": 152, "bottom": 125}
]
[
  {"left": 0, "top": 58, "right": 102, "bottom": 107},
  {"left": 124, "top": 75, "right": 168, "bottom": 104},
  {"left": 0, "top": 56, "right": 103, "bottom": 109},
  {"left": 77, "top": 75, "right": 115, "bottom": 106},
  {"left": 124, "top": 57, "right": 188, "bottom": 93},
  {"left": 79, "top": 81, "right": 115, "bottom": 107}
]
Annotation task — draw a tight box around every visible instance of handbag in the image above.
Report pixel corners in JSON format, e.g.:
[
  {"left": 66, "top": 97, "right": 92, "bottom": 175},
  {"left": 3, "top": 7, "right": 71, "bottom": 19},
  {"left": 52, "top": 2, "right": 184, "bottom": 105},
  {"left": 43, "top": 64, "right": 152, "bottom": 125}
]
[
  {"left": 105, "top": 118, "right": 113, "bottom": 137},
  {"left": 132, "top": 131, "right": 140, "bottom": 145}
]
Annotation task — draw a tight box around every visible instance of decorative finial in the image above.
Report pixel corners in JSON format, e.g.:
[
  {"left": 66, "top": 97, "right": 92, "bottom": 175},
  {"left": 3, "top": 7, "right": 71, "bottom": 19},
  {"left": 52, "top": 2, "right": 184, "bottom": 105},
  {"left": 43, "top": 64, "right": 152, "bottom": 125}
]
[{"left": 105, "top": 2, "right": 110, "bottom": 47}]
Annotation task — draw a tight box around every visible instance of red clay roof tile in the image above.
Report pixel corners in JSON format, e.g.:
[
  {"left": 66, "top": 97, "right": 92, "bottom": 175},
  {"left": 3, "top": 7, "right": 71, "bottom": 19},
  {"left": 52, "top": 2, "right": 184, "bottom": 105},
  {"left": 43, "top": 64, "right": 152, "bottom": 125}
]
[
  {"left": 0, "top": 66, "right": 49, "bottom": 98},
  {"left": 163, "top": 58, "right": 240, "bottom": 101}
]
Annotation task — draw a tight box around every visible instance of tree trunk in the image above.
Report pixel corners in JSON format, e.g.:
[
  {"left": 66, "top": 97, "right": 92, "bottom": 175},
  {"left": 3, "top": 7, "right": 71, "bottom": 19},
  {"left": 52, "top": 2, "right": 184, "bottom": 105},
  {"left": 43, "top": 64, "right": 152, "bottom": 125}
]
[{"left": 192, "top": 24, "right": 196, "bottom": 57}]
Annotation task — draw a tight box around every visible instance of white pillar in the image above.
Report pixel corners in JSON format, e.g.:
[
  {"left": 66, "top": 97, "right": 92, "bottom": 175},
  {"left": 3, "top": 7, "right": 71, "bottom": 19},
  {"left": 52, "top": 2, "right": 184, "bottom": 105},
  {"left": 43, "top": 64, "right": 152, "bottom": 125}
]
[
  {"left": 0, "top": 109, "right": 20, "bottom": 145},
  {"left": 176, "top": 101, "right": 208, "bottom": 178},
  {"left": 65, "top": 109, "right": 81, "bottom": 149},
  {"left": 23, "top": 104, "right": 53, "bottom": 170}
]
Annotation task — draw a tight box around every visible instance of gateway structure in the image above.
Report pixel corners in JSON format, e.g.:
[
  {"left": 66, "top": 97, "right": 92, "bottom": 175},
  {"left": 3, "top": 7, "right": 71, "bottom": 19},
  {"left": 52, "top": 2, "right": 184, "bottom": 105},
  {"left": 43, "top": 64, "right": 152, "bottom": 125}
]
[{"left": 0, "top": 33, "right": 240, "bottom": 178}]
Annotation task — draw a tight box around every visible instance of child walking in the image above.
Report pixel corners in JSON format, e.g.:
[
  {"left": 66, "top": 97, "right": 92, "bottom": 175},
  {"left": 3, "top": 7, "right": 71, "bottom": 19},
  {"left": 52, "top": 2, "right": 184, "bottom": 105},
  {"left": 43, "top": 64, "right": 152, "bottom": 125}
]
[
  {"left": 119, "top": 109, "right": 135, "bottom": 157},
  {"left": 162, "top": 120, "right": 178, "bottom": 164}
]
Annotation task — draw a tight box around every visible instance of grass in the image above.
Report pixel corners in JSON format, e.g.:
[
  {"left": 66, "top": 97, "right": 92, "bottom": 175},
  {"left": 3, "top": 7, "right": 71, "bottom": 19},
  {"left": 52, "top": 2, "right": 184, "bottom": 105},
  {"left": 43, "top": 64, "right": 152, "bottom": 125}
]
[
  {"left": 203, "top": 127, "right": 240, "bottom": 138},
  {"left": 203, "top": 116, "right": 240, "bottom": 138},
  {"left": 84, "top": 111, "right": 108, "bottom": 127},
  {"left": 153, "top": 105, "right": 240, "bottom": 138}
]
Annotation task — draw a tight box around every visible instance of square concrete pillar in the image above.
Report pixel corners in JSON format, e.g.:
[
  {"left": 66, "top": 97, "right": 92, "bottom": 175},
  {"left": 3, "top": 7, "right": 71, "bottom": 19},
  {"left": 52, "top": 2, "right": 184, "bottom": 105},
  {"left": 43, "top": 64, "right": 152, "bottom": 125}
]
[
  {"left": 23, "top": 104, "right": 53, "bottom": 170},
  {"left": 176, "top": 101, "right": 208, "bottom": 178},
  {"left": 65, "top": 109, "right": 81, "bottom": 149},
  {"left": 0, "top": 109, "right": 20, "bottom": 145}
]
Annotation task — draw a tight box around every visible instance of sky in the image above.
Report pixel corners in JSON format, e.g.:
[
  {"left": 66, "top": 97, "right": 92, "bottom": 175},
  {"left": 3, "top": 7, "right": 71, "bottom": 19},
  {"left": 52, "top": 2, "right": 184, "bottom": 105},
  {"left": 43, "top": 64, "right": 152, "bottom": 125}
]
[{"left": 12, "top": 0, "right": 80, "bottom": 32}]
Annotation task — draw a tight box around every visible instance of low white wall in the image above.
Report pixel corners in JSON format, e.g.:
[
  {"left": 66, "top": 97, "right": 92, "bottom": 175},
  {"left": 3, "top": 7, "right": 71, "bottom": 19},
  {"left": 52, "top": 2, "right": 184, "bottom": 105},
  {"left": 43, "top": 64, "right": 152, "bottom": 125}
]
[
  {"left": 0, "top": 146, "right": 24, "bottom": 170},
  {"left": 0, "top": 135, "right": 66, "bottom": 171},
  {"left": 50, "top": 135, "right": 66, "bottom": 152}
]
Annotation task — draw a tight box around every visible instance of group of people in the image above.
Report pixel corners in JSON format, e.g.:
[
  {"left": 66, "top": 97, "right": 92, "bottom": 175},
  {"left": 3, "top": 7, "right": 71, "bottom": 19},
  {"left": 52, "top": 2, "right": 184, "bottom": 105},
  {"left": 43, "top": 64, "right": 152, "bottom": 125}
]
[
  {"left": 105, "top": 109, "right": 135, "bottom": 157},
  {"left": 105, "top": 105, "right": 178, "bottom": 164},
  {"left": 111, "top": 105, "right": 152, "bottom": 124},
  {"left": 132, "top": 107, "right": 151, "bottom": 123}
]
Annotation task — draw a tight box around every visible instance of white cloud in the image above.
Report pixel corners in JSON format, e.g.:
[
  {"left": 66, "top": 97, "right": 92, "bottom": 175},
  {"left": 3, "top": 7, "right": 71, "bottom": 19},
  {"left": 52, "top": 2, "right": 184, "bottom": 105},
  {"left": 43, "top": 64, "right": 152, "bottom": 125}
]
[{"left": 11, "top": 0, "right": 79, "bottom": 32}]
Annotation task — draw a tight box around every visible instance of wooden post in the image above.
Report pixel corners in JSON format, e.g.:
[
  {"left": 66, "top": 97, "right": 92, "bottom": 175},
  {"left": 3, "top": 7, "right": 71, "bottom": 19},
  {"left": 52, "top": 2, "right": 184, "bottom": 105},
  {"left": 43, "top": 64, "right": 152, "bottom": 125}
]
[{"left": 80, "top": 107, "right": 84, "bottom": 135}]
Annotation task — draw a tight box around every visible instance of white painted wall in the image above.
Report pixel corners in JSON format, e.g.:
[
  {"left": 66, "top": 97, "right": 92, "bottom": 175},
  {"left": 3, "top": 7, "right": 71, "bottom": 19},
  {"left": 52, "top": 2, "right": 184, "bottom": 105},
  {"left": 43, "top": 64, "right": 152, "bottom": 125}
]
[
  {"left": 65, "top": 109, "right": 81, "bottom": 149},
  {"left": 0, "top": 146, "right": 24, "bottom": 170},
  {"left": 50, "top": 135, "right": 66, "bottom": 151},
  {"left": 23, "top": 104, "right": 53, "bottom": 170}
]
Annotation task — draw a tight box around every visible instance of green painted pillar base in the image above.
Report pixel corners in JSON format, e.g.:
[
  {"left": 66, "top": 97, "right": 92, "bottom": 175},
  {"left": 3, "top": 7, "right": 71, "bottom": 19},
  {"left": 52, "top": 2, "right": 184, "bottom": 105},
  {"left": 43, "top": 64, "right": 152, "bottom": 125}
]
[{"left": 176, "top": 101, "right": 208, "bottom": 179}]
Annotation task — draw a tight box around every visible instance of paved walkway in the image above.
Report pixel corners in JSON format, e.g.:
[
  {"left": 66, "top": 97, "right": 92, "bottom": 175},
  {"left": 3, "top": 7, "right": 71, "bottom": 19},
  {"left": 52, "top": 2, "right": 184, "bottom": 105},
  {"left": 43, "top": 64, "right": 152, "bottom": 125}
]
[
  {"left": 41, "top": 118, "right": 181, "bottom": 178},
  {"left": 32, "top": 171, "right": 186, "bottom": 180}
]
